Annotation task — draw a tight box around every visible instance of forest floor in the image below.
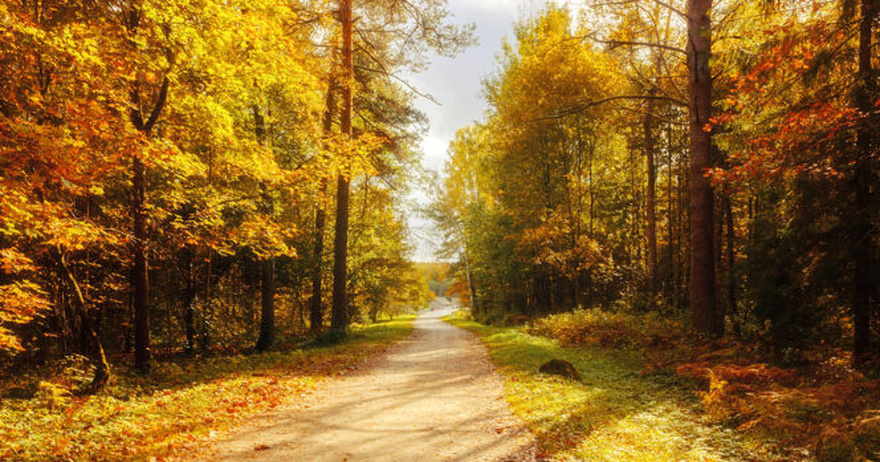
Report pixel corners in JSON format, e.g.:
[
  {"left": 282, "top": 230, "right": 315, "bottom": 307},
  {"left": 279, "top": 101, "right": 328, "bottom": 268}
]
[
  {"left": 447, "top": 315, "right": 772, "bottom": 462},
  {"left": 199, "top": 297, "right": 536, "bottom": 461},
  {"left": 0, "top": 316, "right": 414, "bottom": 461}
]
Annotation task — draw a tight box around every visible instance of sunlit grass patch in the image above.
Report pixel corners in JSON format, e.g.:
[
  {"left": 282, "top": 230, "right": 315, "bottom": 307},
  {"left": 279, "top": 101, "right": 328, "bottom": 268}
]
[
  {"left": 446, "top": 316, "right": 760, "bottom": 461},
  {"left": 0, "top": 316, "right": 414, "bottom": 461}
]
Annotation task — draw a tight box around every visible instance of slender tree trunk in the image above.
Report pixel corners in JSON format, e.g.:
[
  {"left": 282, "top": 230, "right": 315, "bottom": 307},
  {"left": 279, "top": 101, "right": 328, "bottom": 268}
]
[
  {"left": 645, "top": 91, "right": 658, "bottom": 298},
  {"left": 587, "top": 139, "right": 595, "bottom": 306},
  {"left": 310, "top": 187, "right": 327, "bottom": 334},
  {"left": 256, "top": 257, "right": 275, "bottom": 351},
  {"left": 461, "top": 237, "right": 478, "bottom": 313},
  {"left": 201, "top": 254, "right": 212, "bottom": 354},
  {"left": 853, "top": 0, "right": 875, "bottom": 363},
  {"left": 331, "top": 0, "right": 354, "bottom": 336},
  {"left": 125, "top": 7, "right": 169, "bottom": 373},
  {"left": 310, "top": 79, "right": 338, "bottom": 335},
  {"left": 181, "top": 246, "right": 197, "bottom": 355},
  {"left": 724, "top": 195, "right": 738, "bottom": 336},
  {"left": 132, "top": 154, "right": 150, "bottom": 372},
  {"left": 667, "top": 124, "right": 676, "bottom": 302},
  {"left": 254, "top": 107, "right": 275, "bottom": 352},
  {"left": 686, "top": 0, "right": 721, "bottom": 336},
  {"left": 574, "top": 125, "right": 585, "bottom": 309}
]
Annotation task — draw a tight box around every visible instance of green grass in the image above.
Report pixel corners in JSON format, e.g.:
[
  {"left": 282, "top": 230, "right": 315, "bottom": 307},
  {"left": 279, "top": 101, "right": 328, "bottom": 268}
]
[
  {"left": 446, "top": 315, "right": 770, "bottom": 461},
  {"left": 0, "top": 316, "right": 414, "bottom": 461}
]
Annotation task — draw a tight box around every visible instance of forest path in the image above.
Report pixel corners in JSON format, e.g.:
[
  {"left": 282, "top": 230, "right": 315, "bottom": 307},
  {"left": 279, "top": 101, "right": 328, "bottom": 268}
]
[{"left": 200, "top": 298, "right": 536, "bottom": 461}]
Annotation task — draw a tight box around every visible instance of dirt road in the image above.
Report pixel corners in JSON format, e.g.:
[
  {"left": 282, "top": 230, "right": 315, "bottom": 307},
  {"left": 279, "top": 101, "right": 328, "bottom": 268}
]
[{"left": 200, "top": 299, "right": 535, "bottom": 461}]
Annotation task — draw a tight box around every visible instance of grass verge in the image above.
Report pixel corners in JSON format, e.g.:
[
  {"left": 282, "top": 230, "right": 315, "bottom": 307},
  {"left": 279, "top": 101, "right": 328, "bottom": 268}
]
[
  {"left": 0, "top": 316, "right": 414, "bottom": 461},
  {"left": 445, "top": 314, "right": 768, "bottom": 462}
]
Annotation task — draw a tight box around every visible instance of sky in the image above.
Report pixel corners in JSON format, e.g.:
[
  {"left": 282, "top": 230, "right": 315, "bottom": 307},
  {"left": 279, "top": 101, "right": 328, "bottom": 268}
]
[{"left": 403, "top": 0, "right": 538, "bottom": 262}]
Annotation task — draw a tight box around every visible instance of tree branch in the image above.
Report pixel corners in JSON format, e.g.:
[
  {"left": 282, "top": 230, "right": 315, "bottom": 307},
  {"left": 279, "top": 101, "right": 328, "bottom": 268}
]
[
  {"left": 532, "top": 95, "right": 687, "bottom": 122},
  {"left": 143, "top": 77, "right": 169, "bottom": 134},
  {"left": 585, "top": 35, "right": 687, "bottom": 55},
  {"left": 650, "top": 0, "right": 687, "bottom": 20}
]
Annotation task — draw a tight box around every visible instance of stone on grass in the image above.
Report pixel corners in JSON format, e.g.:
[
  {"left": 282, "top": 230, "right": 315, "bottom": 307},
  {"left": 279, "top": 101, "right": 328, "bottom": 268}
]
[{"left": 538, "top": 359, "right": 582, "bottom": 382}]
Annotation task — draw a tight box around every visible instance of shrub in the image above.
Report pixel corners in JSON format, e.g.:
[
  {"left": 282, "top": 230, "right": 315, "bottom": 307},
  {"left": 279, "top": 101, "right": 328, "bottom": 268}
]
[
  {"left": 528, "top": 308, "right": 684, "bottom": 351},
  {"left": 815, "top": 429, "right": 856, "bottom": 462}
]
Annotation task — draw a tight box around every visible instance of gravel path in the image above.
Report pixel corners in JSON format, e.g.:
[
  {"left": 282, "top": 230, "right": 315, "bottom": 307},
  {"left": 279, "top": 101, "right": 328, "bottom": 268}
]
[{"left": 200, "top": 298, "right": 536, "bottom": 461}]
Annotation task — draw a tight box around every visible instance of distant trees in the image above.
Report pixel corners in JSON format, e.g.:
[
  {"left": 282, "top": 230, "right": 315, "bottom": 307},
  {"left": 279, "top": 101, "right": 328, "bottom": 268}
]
[{"left": 328, "top": 0, "right": 473, "bottom": 336}]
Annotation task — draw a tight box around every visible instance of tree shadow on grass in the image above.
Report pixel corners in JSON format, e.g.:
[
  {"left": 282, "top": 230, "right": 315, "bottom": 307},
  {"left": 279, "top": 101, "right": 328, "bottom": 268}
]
[
  {"left": 473, "top": 327, "right": 750, "bottom": 461},
  {"left": 103, "top": 319, "right": 415, "bottom": 398}
]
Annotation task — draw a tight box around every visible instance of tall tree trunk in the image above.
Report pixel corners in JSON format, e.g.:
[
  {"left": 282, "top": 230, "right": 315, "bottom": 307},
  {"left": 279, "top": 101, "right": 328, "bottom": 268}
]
[
  {"left": 256, "top": 257, "right": 275, "bottom": 351},
  {"left": 254, "top": 107, "right": 276, "bottom": 352},
  {"left": 132, "top": 154, "right": 150, "bottom": 372},
  {"left": 125, "top": 7, "right": 169, "bottom": 374},
  {"left": 853, "top": 0, "right": 875, "bottom": 363},
  {"left": 645, "top": 91, "right": 658, "bottom": 298},
  {"left": 667, "top": 123, "right": 676, "bottom": 303},
  {"left": 458, "top": 222, "right": 479, "bottom": 314},
  {"left": 724, "top": 195, "right": 738, "bottom": 336},
  {"left": 587, "top": 139, "right": 594, "bottom": 306},
  {"left": 463, "top": 252, "right": 478, "bottom": 313},
  {"left": 310, "top": 184, "right": 327, "bottom": 334},
  {"left": 331, "top": 0, "right": 354, "bottom": 336},
  {"left": 686, "top": 0, "right": 721, "bottom": 336},
  {"left": 201, "top": 254, "right": 213, "bottom": 354},
  {"left": 310, "top": 78, "right": 338, "bottom": 335}
]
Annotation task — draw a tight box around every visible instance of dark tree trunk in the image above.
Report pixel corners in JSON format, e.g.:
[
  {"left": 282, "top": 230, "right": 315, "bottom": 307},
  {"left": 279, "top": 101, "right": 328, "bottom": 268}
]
[
  {"left": 310, "top": 189, "right": 327, "bottom": 334},
  {"left": 667, "top": 124, "right": 677, "bottom": 304},
  {"left": 125, "top": 7, "right": 169, "bottom": 374},
  {"left": 331, "top": 173, "right": 351, "bottom": 335},
  {"left": 310, "top": 78, "right": 338, "bottom": 335},
  {"left": 256, "top": 257, "right": 275, "bottom": 351},
  {"left": 645, "top": 91, "right": 658, "bottom": 298},
  {"left": 181, "top": 246, "right": 197, "bottom": 355},
  {"left": 686, "top": 0, "right": 721, "bottom": 337},
  {"left": 253, "top": 107, "right": 276, "bottom": 352},
  {"left": 331, "top": 0, "right": 353, "bottom": 336},
  {"left": 853, "top": 0, "right": 875, "bottom": 364},
  {"left": 723, "top": 194, "right": 738, "bottom": 336},
  {"left": 201, "top": 255, "right": 213, "bottom": 354},
  {"left": 132, "top": 154, "right": 150, "bottom": 372}
]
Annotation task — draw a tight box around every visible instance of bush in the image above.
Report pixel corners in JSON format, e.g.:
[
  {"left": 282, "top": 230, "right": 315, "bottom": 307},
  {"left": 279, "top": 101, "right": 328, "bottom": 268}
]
[
  {"left": 527, "top": 308, "right": 684, "bottom": 351},
  {"left": 853, "top": 414, "right": 880, "bottom": 459},
  {"left": 816, "top": 429, "right": 856, "bottom": 462}
]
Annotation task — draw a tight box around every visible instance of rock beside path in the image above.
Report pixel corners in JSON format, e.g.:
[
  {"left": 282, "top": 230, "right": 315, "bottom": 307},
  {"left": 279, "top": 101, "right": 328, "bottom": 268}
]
[{"left": 539, "top": 358, "right": 582, "bottom": 382}]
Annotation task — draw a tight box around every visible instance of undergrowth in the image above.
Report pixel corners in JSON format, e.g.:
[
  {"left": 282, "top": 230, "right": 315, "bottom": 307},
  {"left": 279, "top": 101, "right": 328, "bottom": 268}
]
[
  {"left": 446, "top": 313, "right": 760, "bottom": 461},
  {"left": 0, "top": 316, "right": 414, "bottom": 461},
  {"left": 496, "top": 308, "right": 880, "bottom": 461}
]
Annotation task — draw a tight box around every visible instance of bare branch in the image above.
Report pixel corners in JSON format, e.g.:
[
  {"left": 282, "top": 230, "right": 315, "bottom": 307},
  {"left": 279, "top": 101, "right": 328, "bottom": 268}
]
[
  {"left": 532, "top": 95, "right": 687, "bottom": 122},
  {"left": 585, "top": 34, "right": 687, "bottom": 55},
  {"left": 650, "top": 0, "right": 687, "bottom": 19},
  {"left": 353, "top": 64, "right": 440, "bottom": 105}
]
